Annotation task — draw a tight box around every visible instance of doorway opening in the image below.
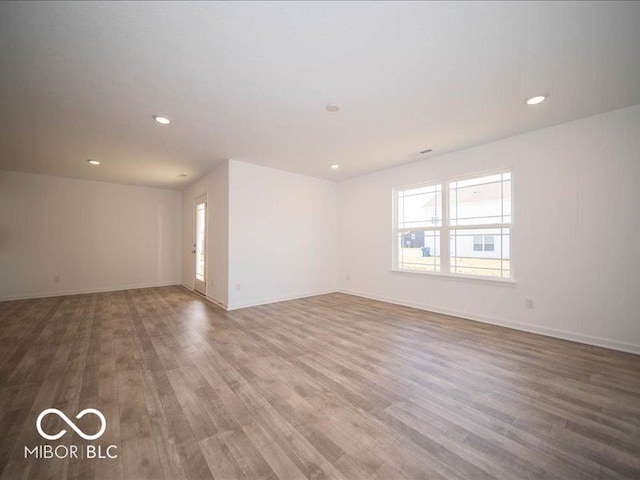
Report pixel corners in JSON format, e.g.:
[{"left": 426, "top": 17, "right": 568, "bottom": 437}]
[{"left": 194, "top": 194, "right": 207, "bottom": 295}]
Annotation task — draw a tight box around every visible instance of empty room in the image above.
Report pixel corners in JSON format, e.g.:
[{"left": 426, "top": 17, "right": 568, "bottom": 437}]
[{"left": 1, "top": 1, "right": 639, "bottom": 479}]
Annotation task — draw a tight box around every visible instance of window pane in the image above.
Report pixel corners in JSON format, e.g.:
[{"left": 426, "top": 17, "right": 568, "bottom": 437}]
[
  {"left": 450, "top": 228, "right": 510, "bottom": 278},
  {"left": 473, "top": 235, "right": 483, "bottom": 251},
  {"left": 449, "top": 173, "right": 511, "bottom": 226},
  {"left": 473, "top": 235, "right": 483, "bottom": 243},
  {"left": 398, "top": 184, "right": 442, "bottom": 229},
  {"left": 398, "top": 230, "right": 440, "bottom": 272},
  {"left": 484, "top": 235, "right": 494, "bottom": 251}
]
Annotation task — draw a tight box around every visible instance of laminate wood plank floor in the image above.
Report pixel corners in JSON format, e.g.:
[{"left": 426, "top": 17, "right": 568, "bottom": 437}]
[{"left": 0, "top": 286, "right": 639, "bottom": 480}]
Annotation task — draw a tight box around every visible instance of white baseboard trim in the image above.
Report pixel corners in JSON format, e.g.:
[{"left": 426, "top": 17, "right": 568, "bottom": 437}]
[
  {"left": 0, "top": 281, "right": 182, "bottom": 302},
  {"left": 179, "top": 283, "right": 229, "bottom": 310},
  {"left": 206, "top": 295, "right": 228, "bottom": 310},
  {"left": 227, "top": 289, "right": 337, "bottom": 311},
  {"left": 338, "top": 289, "right": 640, "bottom": 355}
]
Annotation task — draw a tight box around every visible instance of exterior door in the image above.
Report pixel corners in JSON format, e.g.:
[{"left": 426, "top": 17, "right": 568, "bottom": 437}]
[{"left": 194, "top": 194, "right": 207, "bottom": 295}]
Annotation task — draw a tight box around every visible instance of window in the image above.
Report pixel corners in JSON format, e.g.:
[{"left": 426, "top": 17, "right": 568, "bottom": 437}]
[
  {"left": 394, "top": 171, "right": 511, "bottom": 279},
  {"left": 395, "top": 183, "right": 442, "bottom": 273},
  {"left": 473, "top": 235, "right": 494, "bottom": 252}
]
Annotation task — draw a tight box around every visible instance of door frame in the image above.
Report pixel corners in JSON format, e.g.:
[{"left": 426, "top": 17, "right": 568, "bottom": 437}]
[{"left": 194, "top": 192, "right": 208, "bottom": 295}]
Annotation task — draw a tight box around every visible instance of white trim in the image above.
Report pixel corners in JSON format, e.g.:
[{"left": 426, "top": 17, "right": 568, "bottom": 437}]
[
  {"left": 447, "top": 168, "right": 512, "bottom": 185},
  {"left": 0, "top": 281, "right": 182, "bottom": 302},
  {"left": 339, "top": 289, "right": 640, "bottom": 355},
  {"left": 227, "top": 289, "right": 336, "bottom": 311},
  {"left": 179, "top": 283, "right": 228, "bottom": 310},
  {"left": 390, "top": 268, "right": 516, "bottom": 285},
  {"left": 206, "top": 295, "right": 228, "bottom": 310},
  {"left": 441, "top": 177, "right": 450, "bottom": 273}
]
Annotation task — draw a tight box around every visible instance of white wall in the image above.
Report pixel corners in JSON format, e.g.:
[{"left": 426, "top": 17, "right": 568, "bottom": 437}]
[
  {"left": 181, "top": 161, "right": 229, "bottom": 307},
  {"left": 6, "top": 106, "right": 638, "bottom": 355},
  {"left": 228, "top": 160, "right": 338, "bottom": 309},
  {"left": 338, "top": 105, "right": 640, "bottom": 353},
  {"left": 0, "top": 171, "right": 182, "bottom": 300}
]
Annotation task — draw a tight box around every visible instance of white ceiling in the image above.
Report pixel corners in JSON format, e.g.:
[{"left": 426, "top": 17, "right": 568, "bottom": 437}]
[{"left": 1, "top": 1, "right": 639, "bottom": 190}]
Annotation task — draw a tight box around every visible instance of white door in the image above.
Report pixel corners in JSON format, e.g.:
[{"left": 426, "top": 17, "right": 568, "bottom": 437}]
[{"left": 194, "top": 195, "right": 207, "bottom": 295}]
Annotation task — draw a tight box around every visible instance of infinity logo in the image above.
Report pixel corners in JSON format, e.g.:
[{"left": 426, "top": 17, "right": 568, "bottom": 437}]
[{"left": 36, "top": 408, "right": 106, "bottom": 441}]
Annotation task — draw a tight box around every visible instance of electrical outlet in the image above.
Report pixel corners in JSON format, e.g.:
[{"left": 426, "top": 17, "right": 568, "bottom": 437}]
[
  {"left": 525, "top": 298, "right": 534, "bottom": 309},
  {"left": 235, "top": 283, "right": 241, "bottom": 292},
  {"left": 53, "top": 275, "right": 60, "bottom": 283},
  {"left": 346, "top": 274, "right": 351, "bottom": 281}
]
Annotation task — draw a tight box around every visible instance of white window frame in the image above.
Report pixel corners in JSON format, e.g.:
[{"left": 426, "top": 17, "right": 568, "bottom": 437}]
[{"left": 392, "top": 169, "right": 514, "bottom": 284}]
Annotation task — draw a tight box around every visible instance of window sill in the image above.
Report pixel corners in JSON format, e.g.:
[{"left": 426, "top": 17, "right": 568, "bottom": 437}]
[{"left": 390, "top": 268, "right": 516, "bottom": 286}]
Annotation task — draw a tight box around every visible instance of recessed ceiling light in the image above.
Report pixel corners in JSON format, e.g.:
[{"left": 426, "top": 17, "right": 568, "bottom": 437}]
[
  {"left": 326, "top": 104, "right": 340, "bottom": 113},
  {"left": 420, "top": 149, "right": 433, "bottom": 154},
  {"left": 525, "top": 94, "right": 547, "bottom": 105},
  {"left": 153, "top": 115, "right": 171, "bottom": 125},
  {"left": 87, "top": 159, "right": 100, "bottom": 165},
  {"left": 330, "top": 164, "right": 339, "bottom": 170},
  {"left": 179, "top": 173, "right": 188, "bottom": 177}
]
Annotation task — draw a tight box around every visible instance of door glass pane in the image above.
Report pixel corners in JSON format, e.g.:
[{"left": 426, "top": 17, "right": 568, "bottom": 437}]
[{"left": 196, "top": 202, "right": 205, "bottom": 281}]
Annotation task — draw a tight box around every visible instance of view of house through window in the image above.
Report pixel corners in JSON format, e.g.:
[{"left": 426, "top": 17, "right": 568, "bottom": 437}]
[
  {"left": 394, "top": 171, "right": 511, "bottom": 279},
  {"left": 473, "top": 235, "right": 494, "bottom": 251},
  {"left": 396, "top": 183, "right": 442, "bottom": 273}
]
